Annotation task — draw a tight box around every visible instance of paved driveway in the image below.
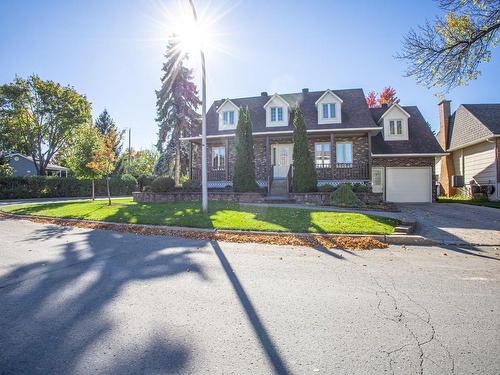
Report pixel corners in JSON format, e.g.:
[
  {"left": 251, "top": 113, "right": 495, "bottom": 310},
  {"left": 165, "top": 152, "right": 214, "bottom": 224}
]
[
  {"left": 398, "top": 203, "right": 500, "bottom": 245},
  {"left": 1, "top": 218, "right": 499, "bottom": 374}
]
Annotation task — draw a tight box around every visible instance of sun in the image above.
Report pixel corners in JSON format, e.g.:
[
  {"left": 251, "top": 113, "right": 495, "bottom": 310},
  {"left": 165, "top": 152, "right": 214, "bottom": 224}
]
[{"left": 153, "top": 0, "right": 229, "bottom": 59}]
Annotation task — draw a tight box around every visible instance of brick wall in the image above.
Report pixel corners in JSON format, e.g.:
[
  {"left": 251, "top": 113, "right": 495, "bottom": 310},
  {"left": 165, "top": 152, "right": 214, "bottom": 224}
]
[{"left": 195, "top": 134, "right": 370, "bottom": 181}]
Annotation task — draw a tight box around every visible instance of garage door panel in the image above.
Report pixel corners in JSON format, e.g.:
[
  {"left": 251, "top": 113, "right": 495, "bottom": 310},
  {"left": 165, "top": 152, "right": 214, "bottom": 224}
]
[{"left": 386, "top": 167, "right": 431, "bottom": 203}]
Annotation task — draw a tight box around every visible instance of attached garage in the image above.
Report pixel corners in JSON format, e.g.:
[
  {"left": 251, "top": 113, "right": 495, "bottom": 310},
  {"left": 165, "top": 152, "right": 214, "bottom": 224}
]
[{"left": 386, "top": 167, "right": 432, "bottom": 203}]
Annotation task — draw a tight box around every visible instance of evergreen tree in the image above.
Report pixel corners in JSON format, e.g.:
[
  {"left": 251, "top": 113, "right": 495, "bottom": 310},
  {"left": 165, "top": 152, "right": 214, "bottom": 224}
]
[
  {"left": 292, "top": 105, "right": 317, "bottom": 192},
  {"left": 233, "top": 107, "right": 257, "bottom": 192},
  {"left": 94, "top": 109, "right": 124, "bottom": 156},
  {"left": 155, "top": 36, "right": 200, "bottom": 184}
]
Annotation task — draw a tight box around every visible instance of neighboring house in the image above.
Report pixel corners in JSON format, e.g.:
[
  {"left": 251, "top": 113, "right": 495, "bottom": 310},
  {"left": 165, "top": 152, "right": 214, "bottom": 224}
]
[
  {"left": 182, "top": 88, "right": 445, "bottom": 203},
  {"left": 437, "top": 101, "right": 500, "bottom": 201},
  {"left": 7, "top": 153, "right": 69, "bottom": 177}
]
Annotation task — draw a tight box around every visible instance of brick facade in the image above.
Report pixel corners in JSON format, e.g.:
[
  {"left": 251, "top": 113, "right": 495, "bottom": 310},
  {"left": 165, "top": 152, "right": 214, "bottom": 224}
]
[{"left": 196, "top": 134, "right": 371, "bottom": 182}]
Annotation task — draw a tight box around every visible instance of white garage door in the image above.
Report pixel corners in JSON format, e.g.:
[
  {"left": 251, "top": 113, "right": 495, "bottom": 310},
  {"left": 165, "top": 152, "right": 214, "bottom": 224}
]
[{"left": 386, "top": 167, "right": 432, "bottom": 203}]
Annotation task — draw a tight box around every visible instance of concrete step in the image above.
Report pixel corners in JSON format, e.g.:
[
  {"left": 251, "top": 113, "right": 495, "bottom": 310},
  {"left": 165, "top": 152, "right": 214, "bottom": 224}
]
[{"left": 394, "top": 221, "right": 416, "bottom": 234}]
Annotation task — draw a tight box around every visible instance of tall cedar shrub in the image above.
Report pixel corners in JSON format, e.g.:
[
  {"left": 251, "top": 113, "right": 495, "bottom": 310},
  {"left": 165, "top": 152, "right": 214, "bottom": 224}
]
[
  {"left": 292, "top": 106, "right": 317, "bottom": 192},
  {"left": 233, "top": 107, "right": 257, "bottom": 192}
]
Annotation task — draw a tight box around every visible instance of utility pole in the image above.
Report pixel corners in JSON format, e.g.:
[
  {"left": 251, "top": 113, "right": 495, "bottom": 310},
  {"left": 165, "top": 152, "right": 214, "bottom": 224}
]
[
  {"left": 128, "top": 128, "right": 131, "bottom": 175},
  {"left": 188, "top": 0, "right": 208, "bottom": 214}
]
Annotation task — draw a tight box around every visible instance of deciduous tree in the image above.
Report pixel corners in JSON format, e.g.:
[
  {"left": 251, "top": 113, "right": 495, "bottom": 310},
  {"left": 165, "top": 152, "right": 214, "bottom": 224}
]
[
  {"left": 398, "top": 0, "right": 500, "bottom": 92},
  {"left": 378, "top": 86, "right": 400, "bottom": 106},
  {"left": 0, "top": 75, "right": 91, "bottom": 175}
]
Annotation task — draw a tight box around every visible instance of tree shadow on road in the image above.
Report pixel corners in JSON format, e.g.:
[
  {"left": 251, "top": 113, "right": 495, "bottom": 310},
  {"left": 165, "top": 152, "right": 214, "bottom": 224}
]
[{"left": 0, "top": 224, "right": 209, "bottom": 374}]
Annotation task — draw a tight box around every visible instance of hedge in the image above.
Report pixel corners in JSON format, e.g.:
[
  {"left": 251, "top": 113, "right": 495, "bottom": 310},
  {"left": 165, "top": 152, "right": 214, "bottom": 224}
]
[{"left": 0, "top": 176, "right": 138, "bottom": 199}]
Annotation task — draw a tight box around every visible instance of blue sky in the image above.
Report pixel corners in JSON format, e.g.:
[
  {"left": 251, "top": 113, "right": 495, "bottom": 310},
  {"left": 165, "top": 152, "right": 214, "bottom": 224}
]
[{"left": 1, "top": 0, "right": 499, "bottom": 150}]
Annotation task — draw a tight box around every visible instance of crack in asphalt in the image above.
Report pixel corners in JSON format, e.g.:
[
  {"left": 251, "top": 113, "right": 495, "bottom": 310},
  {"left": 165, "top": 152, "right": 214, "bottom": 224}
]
[{"left": 351, "top": 256, "right": 456, "bottom": 375}]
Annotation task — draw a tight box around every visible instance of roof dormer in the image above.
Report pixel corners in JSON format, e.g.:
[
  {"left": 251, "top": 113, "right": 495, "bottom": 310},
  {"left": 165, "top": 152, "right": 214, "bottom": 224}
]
[
  {"left": 315, "top": 89, "right": 343, "bottom": 124},
  {"left": 216, "top": 99, "right": 239, "bottom": 130},
  {"left": 379, "top": 103, "right": 410, "bottom": 141},
  {"left": 263, "top": 94, "right": 290, "bottom": 127}
]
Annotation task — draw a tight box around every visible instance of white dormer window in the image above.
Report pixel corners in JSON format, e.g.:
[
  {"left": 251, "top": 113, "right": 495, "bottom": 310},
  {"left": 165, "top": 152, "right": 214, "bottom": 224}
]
[
  {"left": 222, "top": 111, "right": 235, "bottom": 126},
  {"left": 315, "top": 90, "right": 342, "bottom": 124},
  {"left": 389, "top": 119, "right": 403, "bottom": 135},
  {"left": 270, "top": 107, "right": 283, "bottom": 122},
  {"left": 264, "top": 94, "right": 289, "bottom": 127},
  {"left": 217, "top": 99, "right": 239, "bottom": 130},
  {"left": 380, "top": 104, "right": 410, "bottom": 141},
  {"left": 322, "top": 103, "right": 336, "bottom": 119}
]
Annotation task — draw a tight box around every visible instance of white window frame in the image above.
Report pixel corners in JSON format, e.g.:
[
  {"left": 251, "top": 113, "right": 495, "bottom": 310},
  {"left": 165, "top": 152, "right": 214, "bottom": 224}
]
[
  {"left": 389, "top": 119, "right": 403, "bottom": 135},
  {"left": 222, "top": 111, "right": 235, "bottom": 126},
  {"left": 321, "top": 103, "right": 336, "bottom": 119},
  {"left": 314, "top": 142, "right": 331, "bottom": 167},
  {"left": 212, "top": 146, "right": 225, "bottom": 171},
  {"left": 371, "top": 167, "right": 384, "bottom": 193},
  {"left": 336, "top": 141, "right": 353, "bottom": 165},
  {"left": 270, "top": 107, "right": 283, "bottom": 123}
]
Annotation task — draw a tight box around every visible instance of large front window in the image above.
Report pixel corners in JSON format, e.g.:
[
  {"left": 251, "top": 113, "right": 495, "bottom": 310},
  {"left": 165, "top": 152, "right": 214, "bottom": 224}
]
[
  {"left": 315, "top": 142, "right": 331, "bottom": 167},
  {"left": 212, "top": 146, "right": 225, "bottom": 170},
  {"left": 336, "top": 142, "right": 353, "bottom": 165},
  {"left": 270, "top": 107, "right": 283, "bottom": 122}
]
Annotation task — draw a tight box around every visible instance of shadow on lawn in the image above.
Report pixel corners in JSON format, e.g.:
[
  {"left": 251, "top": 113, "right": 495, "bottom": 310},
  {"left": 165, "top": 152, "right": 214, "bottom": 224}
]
[{"left": 0, "top": 224, "right": 209, "bottom": 374}]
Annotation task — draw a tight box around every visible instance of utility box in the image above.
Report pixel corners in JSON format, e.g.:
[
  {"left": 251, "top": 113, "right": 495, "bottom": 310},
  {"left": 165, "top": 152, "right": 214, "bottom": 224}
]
[{"left": 451, "top": 175, "right": 464, "bottom": 188}]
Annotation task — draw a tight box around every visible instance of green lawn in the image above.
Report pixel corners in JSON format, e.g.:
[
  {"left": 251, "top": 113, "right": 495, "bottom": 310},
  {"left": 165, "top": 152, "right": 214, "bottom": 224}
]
[
  {"left": 1, "top": 198, "right": 400, "bottom": 235},
  {"left": 438, "top": 196, "right": 500, "bottom": 209}
]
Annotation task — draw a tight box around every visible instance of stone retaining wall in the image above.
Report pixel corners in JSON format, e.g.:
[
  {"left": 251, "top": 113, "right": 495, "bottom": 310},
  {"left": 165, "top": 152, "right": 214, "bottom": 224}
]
[{"left": 133, "top": 191, "right": 383, "bottom": 205}]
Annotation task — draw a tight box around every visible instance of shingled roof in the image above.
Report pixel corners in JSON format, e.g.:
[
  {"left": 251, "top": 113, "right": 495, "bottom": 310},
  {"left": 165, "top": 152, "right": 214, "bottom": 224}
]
[
  {"left": 370, "top": 106, "right": 445, "bottom": 155},
  {"left": 203, "top": 88, "right": 379, "bottom": 136},
  {"left": 447, "top": 104, "right": 500, "bottom": 150}
]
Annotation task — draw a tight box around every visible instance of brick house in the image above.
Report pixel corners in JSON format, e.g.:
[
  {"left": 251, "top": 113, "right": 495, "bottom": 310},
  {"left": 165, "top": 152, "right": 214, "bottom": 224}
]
[
  {"left": 437, "top": 101, "right": 500, "bottom": 201},
  {"left": 182, "top": 88, "right": 445, "bottom": 202}
]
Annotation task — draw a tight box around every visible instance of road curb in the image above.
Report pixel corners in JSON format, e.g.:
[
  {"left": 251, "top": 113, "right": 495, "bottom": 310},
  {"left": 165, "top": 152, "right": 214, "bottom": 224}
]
[{"left": 6, "top": 211, "right": 496, "bottom": 247}]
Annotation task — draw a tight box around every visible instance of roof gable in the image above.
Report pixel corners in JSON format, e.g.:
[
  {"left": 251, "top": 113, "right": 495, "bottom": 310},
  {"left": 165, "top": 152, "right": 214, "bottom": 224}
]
[
  {"left": 378, "top": 103, "right": 410, "bottom": 122},
  {"left": 447, "top": 104, "right": 499, "bottom": 150},
  {"left": 215, "top": 99, "right": 239, "bottom": 113},
  {"left": 314, "top": 89, "right": 344, "bottom": 105},
  {"left": 263, "top": 94, "right": 290, "bottom": 109}
]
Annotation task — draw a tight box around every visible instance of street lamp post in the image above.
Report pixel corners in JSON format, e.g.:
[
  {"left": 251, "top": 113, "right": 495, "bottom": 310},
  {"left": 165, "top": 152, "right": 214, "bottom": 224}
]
[{"left": 188, "top": 0, "right": 208, "bottom": 214}]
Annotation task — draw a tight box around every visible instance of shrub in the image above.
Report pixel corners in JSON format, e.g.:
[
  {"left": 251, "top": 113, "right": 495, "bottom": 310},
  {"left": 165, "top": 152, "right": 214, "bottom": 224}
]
[
  {"left": 318, "top": 184, "right": 336, "bottom": 192},
  {"left": 150, "top": 176, "right": 175, "bottom": 193},
  {"left": 0, "top": 176, "right": 138, "bottom": 199},
  {"left": 330, "top": 183, "right": 365, "bottom": 208},
  {"left": 136, "top": 175, "right": 155, "bottom": 192},
  {"left": 292, "top": 106, "right": 317, "bottom": 192},
  {"left": 120, "top": 174, "right": 138, "bottom": 192},
  {"left": 233, "top": 107, "right": 258, "bottom": 192},
  {"left": 352, "top": 183, "right": 371, "bottom": 193},
  {"left": 181, "top": 180, "right": 201, "bottom": 192}
]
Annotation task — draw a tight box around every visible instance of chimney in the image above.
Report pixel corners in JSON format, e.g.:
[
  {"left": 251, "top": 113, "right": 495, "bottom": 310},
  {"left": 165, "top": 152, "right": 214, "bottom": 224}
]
[
  {"left": 302, "top": 88, "right": 309, "bottom": 94},
  {"left": 437, "top": 99, "right": 455, "bottom": 197},
  {"left": 260, "top": 91, "right": 268, "bottom": 97},
  {"left": 438, "top": 99, "right": 451, "bottom": 150}
]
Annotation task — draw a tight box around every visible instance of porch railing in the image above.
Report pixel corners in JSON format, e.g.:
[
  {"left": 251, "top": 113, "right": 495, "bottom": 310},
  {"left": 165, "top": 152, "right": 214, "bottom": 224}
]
[
  {"left": 191, "top": 168, "right": 227, "bottom": 181},
  {"left": 315, "top": 162, "right": 370, "bottom": 180}
]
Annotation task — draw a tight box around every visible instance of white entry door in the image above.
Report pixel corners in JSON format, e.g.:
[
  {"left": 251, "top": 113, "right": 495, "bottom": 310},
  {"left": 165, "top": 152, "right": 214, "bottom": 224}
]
[
  {"left": 386, "top": 167, "right": 432, "bottom": 203},
  {"left": 272, "top": 144, "right": 293, "bottom": 178}
]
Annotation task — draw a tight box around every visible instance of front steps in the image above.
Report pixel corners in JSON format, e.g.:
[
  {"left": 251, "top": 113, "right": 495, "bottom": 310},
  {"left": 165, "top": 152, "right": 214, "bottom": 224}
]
[{"left": 265, "top": 178, "right": 295, "bottom": 203}]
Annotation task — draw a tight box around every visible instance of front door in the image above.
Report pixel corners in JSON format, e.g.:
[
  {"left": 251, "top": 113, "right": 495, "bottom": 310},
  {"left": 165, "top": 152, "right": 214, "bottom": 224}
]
[{"left": 272, "top": 144, "right": 293, "bottom": 178}]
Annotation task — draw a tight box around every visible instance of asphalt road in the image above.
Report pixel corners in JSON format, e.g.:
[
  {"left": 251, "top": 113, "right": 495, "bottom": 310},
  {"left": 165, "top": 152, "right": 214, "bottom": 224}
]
[{"left": 0, "top": 218, "right": 499, "bottom": 375}]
